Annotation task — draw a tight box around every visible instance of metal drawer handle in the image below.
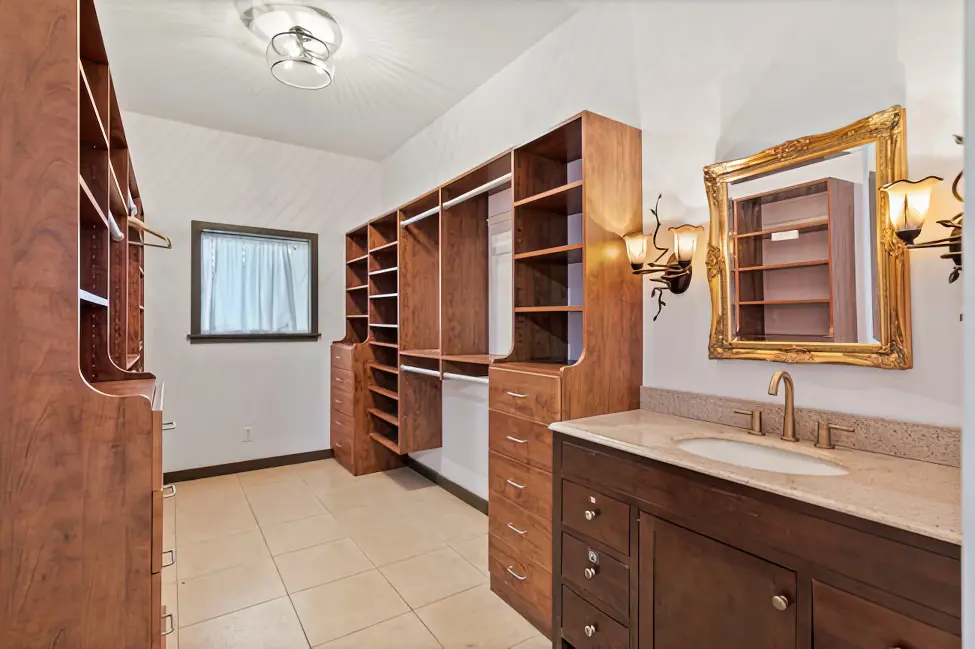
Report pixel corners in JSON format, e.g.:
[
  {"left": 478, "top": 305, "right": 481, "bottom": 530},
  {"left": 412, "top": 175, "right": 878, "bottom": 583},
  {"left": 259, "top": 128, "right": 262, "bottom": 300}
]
[
  {"left": 584, "top": 624, "right": 597, "bottom": 638},
  {"left": 335, "top": 377, "right": 343, "bottom": 383},
  {"left": 505, "top": 435, "right": 527, "bottom": 444},
  {"left": 162, "top": 421, "right": 176, "bottom": 431},
  {"left": 584, "top": 567, "right": 596, "bottom": 580},
  {"left": 584, "top": 509, "right": 598, "bottom": 521},
  {"left": 162, "top": 613, "right": 175, "bottom": 636},
  {"left": 506, "top": 391, "right": 528, "bottom": 398},
  {"left": 506, "top": 523, "right": 527, "bottom": 535},
  {"left": 506, "top": 479, "right": 526, "bottom": 490},
  {"left": 162, "top": 484, "right": 176, "bottom": 499},
  {"left": 334, "top": 441, "right": 343, "bottom": 449},
  {"left": 162, "top": 549, "right": 176, "bottom": 568},
  {"left": 334, "top": 399, "right": 342, "bottom": 405},
  {"left": 506, "top": 566, "right": 527, "bottom": 581}
]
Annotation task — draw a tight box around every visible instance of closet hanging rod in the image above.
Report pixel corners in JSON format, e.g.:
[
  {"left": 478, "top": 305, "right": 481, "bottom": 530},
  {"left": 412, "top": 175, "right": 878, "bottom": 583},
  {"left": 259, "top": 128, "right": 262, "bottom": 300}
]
[
  {"left": 128, "top": 217, "right": 173, "bottom": 249},
  {"left": 400, "top": 205, "right": 440, "bottom": 228},
  {"left": 107, "top": 214, "right": 124, "bottom": 243},
  {"left": 400, "top": 364, "right": 441, "bottom": 378},
  {"left": 442, "top": 173, "right": 512, "bottom": 210},
  {"left": 442, "top": 371, "right": 489, "bottom": 385}
]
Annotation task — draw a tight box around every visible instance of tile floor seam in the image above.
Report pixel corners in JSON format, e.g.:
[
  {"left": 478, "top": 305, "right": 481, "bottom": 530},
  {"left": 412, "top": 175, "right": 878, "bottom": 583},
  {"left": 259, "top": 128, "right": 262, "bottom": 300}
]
[
  {"left": 446, "top": 537, "right": 489, "bottom": 576},
  {"left": 371, "top": 561, "right": 446, "bottom": 649}
]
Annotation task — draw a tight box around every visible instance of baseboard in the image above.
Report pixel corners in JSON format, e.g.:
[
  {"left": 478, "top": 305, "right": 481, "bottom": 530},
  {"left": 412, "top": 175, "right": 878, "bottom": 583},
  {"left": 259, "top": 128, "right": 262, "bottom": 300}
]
[
  {"left": 403, "top": 456, "right": 488, "bottom": 515},
  {"left": 164, "top": 449, "right": 334, "bottom": 483}
]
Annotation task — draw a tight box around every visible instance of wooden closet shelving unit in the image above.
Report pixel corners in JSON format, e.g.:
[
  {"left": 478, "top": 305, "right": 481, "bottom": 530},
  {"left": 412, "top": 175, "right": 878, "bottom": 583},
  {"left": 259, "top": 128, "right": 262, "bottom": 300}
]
[
  {"left": 331, "top": 112, "right": 642, "bottom": 639},
  {"left": 3, "top": 0, "right": 172, "bottom": 646}
]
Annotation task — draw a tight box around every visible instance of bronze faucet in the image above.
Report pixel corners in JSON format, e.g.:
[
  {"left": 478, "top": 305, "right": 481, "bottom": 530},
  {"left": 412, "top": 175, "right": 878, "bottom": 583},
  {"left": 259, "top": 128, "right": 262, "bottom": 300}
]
[{"left": 768, "top": 371, "right": 797, "bottom": 442}]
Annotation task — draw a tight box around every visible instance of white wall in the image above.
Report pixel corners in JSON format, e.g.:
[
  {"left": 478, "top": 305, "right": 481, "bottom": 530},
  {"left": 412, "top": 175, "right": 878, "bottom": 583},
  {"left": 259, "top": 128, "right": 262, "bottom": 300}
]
[
  {"left": 380, "top": 0, "right": 964, "bottom": 429},
  {"left": 126, "top": 113, "right": 381, "bottom": 472},
  {"left": 961, "top": 0, "right": 972, "bottom": 643}
]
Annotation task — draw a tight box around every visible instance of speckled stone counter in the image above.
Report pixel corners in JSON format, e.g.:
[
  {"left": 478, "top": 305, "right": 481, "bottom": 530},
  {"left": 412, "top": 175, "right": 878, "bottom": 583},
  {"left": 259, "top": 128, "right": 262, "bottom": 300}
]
[{"left": 550, "top": 409, "right": 961, "bottom": 545}]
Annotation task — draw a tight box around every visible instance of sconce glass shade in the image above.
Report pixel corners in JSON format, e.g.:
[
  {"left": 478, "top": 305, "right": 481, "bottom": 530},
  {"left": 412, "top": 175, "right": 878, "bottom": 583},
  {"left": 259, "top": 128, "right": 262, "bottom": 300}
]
[
  {"left": 880, "top": 176, "right": 942, "bottom": 244},
  {"left": 267, "top": 26, "right": 335, "bottom": 89},
  {"left": 623, "top": 231, "right": 650, "bottom": 268},
  {"left": 670, "top": 224, "right": 704, "bottom": 265}
]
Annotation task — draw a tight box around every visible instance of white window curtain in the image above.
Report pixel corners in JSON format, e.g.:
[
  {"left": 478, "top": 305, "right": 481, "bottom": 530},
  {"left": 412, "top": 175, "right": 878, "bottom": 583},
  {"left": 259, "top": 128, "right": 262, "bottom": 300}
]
[{"left": 200, "top": 231, "right": 312, "bottom": 334}]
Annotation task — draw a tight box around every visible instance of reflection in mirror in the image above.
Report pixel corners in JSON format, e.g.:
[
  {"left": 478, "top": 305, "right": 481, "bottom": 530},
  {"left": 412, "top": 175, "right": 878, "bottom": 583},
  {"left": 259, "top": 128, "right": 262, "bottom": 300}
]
[{"left": 726, "top": 144, "right": 878, "bottom": 344}]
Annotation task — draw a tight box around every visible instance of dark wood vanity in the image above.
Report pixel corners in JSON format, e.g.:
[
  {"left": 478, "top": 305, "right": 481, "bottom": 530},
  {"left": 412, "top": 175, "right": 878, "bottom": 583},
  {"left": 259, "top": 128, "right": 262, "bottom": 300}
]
[{"left": 551, "top": 434, "right": 961, "bottom": 649}]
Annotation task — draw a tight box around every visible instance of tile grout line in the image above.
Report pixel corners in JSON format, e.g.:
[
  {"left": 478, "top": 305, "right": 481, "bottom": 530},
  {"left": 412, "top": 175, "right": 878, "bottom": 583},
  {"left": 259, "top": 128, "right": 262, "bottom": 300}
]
[{"left": 371, "top": 556, "right": 446, "bottom": 649}]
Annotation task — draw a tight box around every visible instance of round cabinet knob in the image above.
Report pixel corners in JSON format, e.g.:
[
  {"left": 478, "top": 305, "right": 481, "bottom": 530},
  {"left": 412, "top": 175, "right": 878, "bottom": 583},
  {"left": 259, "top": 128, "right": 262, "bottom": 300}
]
[
  {"left": 584, "top": 509, "right": 598, "bottom": 521},
  {"left": 584, "top": 624, "right": 597, "bottom": 638},
  {"left": 584, "top": 567, "right": 596, "bottom": 580},
  {"left": 771, "top": 595, "right": 790, "bottom": 611}
]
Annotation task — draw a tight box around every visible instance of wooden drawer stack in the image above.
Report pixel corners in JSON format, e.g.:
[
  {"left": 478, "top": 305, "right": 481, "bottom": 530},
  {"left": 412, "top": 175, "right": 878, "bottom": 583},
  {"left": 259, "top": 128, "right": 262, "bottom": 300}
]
[
  {"left": 330, "top": 342, "right": 356, "bottom": 472},
  {"left": 487, "top": 366, "right": 559, "bottom": 636}
]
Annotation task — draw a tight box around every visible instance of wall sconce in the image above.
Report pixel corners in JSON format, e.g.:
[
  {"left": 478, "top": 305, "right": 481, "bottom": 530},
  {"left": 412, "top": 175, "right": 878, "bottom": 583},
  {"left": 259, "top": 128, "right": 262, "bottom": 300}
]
[
  {"left": 880, "top": 135, "right": 964, "bottom": 283},
  {"left": 623, "top": 194, "right": 704, "bottom": 321}
]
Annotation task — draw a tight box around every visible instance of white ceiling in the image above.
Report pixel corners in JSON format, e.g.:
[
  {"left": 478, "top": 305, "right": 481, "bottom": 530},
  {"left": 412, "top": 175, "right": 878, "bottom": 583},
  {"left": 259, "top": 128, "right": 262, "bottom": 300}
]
[{"left": 97, "top": 0, "right": 578, "bottom": 160}]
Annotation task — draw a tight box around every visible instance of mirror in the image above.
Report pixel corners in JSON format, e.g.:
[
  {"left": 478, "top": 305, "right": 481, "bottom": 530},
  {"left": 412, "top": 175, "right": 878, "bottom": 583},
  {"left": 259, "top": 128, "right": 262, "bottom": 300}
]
[{"left": 703, "top": 106, "right": 912, "bottom": 369}]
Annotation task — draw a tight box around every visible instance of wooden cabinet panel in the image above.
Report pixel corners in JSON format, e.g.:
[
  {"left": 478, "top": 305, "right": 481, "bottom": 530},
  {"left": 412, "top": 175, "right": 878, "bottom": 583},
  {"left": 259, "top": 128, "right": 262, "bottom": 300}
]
[
  {"left": 562, "top": 532, "right": 629, "bottom": 623},
  {"left": 562, "top": 479, "right": 629, "bottom": 555},
  {"left": 640, "top": 514, "right": 796, "bottom": 649},
  {"left": 152, "top": 408, "right": 163, "bottom": 490},
  {"left": 151, "top": 489, "right": 163, "bottom": 575},
  {"left": 489, "top": 491, "right": 552, "bottom": 570},
  {"left": 489, "top": 534, "right": 552, "bottom": 627},
  {"left": 151, "top": 572, "right": 162, "bottom": 649},
  {"left": 489, "top": 451, "right": 552, "bottom": 521},
  {"left": 562, "top": 586, "right": 629, "bottom": 649},
  {"left": 489, "top": 368, "right": 560, "bottom": 424},
  {"left": 489, "top": 409, "right": 553, "bottom": 471},
  {"left": 812, "top": 581, "right": 959, "bottom": 649}
]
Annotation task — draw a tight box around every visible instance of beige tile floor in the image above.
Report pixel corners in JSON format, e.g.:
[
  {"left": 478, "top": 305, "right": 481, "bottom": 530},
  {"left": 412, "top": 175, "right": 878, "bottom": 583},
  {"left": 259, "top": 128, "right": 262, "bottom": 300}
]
[{"left": 164, "top": 460, "right": 550, "bottom": 648}]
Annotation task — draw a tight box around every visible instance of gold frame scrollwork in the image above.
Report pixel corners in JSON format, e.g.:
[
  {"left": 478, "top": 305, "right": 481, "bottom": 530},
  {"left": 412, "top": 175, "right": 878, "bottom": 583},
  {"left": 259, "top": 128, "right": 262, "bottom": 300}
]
[{"left": 703, "top": 105, "right": 912, "bottom": 369}]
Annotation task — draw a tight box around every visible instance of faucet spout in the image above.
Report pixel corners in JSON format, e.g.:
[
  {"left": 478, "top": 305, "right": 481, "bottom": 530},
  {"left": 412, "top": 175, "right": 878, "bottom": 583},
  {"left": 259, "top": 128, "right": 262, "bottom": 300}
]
[{"left": 768, "top": 371, "right": 797, "bottom": 442}]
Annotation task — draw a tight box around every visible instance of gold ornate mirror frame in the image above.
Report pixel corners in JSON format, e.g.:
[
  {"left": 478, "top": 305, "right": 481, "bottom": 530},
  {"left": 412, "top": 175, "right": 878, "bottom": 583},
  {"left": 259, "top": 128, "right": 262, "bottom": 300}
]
[{"left": 703, "top": 105, "right": 911, "bottom": 369}]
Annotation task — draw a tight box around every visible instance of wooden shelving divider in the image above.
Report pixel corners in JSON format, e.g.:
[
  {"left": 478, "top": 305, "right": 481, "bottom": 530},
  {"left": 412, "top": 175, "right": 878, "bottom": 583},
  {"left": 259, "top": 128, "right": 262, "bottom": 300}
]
[{"left": 3, "top": 1, "right": 171, "bottom": 646}]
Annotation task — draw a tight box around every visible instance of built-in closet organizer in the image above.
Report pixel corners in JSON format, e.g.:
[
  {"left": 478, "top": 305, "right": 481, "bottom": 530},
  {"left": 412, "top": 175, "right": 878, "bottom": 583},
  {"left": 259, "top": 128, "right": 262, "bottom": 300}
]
[{"left": 3, "top": 0, "right": 173, "bottom": 646}]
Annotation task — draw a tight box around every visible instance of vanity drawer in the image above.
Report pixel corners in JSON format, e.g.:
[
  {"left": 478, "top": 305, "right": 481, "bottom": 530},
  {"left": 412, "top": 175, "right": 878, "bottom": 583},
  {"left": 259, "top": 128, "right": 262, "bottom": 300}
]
[
  {"left": 562, "top": 585, "right": 629, "bottom": 649},
  {"left": 489, "top": 451, "right": 552, "bottom": 521},
  {"left": 489, "top": 534, "right": 552, "bottom": 623},
  {"left": 489, "top": 409, "right": 552, "bottom": 471},
  {"left": 489, "top": 368, "right": 560, "bottom": 424},
  {"left": 331, "top": 343, "right": 353, "bottom": 371},
  {"left": 562, "top": 479, "right": 630, "bottom": 556},
  {"left": 562, "top": 532, "right": 629, "bottom": 623},
  {"left": 812, "top": 581, "right": 959, "bottom": 649},
  {"left": 489, "top": 491, "right": 552, "bottom": 570}
]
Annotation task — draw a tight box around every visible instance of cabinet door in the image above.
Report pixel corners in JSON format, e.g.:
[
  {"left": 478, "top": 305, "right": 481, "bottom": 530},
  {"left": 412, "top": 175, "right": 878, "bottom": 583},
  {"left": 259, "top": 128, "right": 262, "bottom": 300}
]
[{"left": 639, "top": 514, "right": 796, "bottom": 649}]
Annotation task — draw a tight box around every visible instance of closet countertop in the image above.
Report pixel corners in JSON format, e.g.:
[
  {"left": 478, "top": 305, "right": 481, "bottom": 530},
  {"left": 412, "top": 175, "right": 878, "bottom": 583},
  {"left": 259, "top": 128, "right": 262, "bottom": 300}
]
[{"left": 550, "top": 409, "right": 961, "bottom": 545}]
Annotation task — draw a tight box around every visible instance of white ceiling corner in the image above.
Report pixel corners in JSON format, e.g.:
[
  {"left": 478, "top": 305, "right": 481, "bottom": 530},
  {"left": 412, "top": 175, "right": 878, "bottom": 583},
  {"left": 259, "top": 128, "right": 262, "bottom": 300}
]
[{"left": 96, "top": 0, "right": 578, "bottom": 160}]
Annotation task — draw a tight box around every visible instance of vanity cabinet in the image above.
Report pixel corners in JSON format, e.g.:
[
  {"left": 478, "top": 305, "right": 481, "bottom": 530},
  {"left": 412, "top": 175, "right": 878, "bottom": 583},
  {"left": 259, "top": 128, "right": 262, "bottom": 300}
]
[{"left": 553, "top": 434, "right": 961, "bottom": 649}]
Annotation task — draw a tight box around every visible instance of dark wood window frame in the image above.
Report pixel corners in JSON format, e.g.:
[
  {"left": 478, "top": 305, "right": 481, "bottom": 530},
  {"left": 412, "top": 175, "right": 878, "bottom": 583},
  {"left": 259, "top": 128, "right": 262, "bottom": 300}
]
[{"left": 188, "top": 220, "right": 321, "bottom": 343}]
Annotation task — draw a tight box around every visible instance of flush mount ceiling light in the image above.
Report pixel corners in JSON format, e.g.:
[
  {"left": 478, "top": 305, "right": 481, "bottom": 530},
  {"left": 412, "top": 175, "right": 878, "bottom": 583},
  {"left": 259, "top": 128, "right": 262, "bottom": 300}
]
[{"left": 237, "top": 1, "right": 342, "bottom": 90}]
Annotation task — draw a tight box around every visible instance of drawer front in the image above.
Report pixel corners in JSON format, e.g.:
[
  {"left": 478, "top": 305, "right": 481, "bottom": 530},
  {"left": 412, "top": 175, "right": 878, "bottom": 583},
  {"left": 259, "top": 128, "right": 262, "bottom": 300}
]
[
  {"left": 489, "top": 409, "right": 552, "bottom": 471},
  {"left": 489, "top": 534, "right": 552, "bottom": 616},
  {"left": 812, "top": 581, "right": 960, "bottom": 649},
  {"left": 151, "top": 489, "right": 163, "bottom": 574},
  {"left": 331, "top": 384, "right": 353, "bottom": 417},
  {"left": 331, "top": 343, "right": 353, "bottom": 371},
  {"left": 332, "top": 367, "right": 353, "bottom": 391},
  {"left": 562, "top": 532, "right": 629, "bottom": 622},
  {"left": 489, "top": 451, "right": 552, "bottom": 521},
  {"left": 562, "top": 586, "right": 629, "bottom": 649},
  {"left": 489, "top": 368, "right": 560, "bottom": 424},
  {"left": 562, "top": 479, "right": 630, "bottom": 556},
  {"left": 489, "top": 491, "right": 552, "bottom": 570},
  {"left": 332, "top": 411, "right": 353, "bottom": 456}
]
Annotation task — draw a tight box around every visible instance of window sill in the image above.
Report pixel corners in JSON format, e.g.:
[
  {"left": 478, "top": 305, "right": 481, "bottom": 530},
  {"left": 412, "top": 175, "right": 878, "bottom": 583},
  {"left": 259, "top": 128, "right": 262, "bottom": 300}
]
[{"left": 187, "top": 333, "right": 322, "bottom": 344}]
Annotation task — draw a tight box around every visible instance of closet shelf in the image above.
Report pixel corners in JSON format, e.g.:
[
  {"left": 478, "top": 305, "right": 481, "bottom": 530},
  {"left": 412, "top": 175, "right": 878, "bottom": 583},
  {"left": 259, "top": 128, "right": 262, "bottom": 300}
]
[
  {"left": 78, "top": 61, "right": 108, "bottom": 148},
  {"left": 79, "top": 289, "right": 109, "bottom": 307},
  {"left": 347, "top": 285, "right": 368, "bottom": 292},
  {"left": 79, "top": 175, "right": 109, "bottom": 228},
  {"left": 369, "top": 340, "right": 399, "bottom": 349},
  {"left": 347, "top": 254, "right": 369, "bottom": 264},
  {"left": 513, "top": 180, "right": 583, "bottom": 213},
  {"left": 514, "top": 243, "right": 583, "bottom": 263},
  {"left": 495, "top": 360, "right": 568, "bottom": 376},
  {"left": 737, "top": 299, "right": 830, "bottom": 306},
  {"left": 369, "top": 432, "right": 400, "bottom": 453},
  {"left": 443, "top": 173, "right": 512, "bottom": 210},
  {"left": 125, "top": 353, "right": 141, "bottom": 370},
  {"left": 733, "top": 219, "right": 828, "bottom": 240},
  {"left": 367, "top": 362, "right": 399, "bottom": 375},
  {"left": 515, "top": 305, "right": 584, "bottom": 313},
  {"left": 347, "top": 314, "right": 369, "bottom": 319},
  {"left": 370, "top": 323, "right": 398, "bottom": 328},
  {"left": 368, "top": 408, "right": 399, "bottom": 427},
  {"left": 368, "top": 385, "right": 399, "bottom": 401},
  {"left": 369, "top": 240, "right": 398, "bottom": 253},
  {"left": 369, "top": 266, "right": 398, "bottom": 276},
  {"left": 440, "top": 353, "right": 504, "bottom": 365},
  {"left": 399, "top": 349, "right": 441, "bottom": 360},
  {"left": 369, "top": 293, "right": 398, "bottom": 300},
  {"left": 736, "top": 259, "right": 829, "bottom": 273}
]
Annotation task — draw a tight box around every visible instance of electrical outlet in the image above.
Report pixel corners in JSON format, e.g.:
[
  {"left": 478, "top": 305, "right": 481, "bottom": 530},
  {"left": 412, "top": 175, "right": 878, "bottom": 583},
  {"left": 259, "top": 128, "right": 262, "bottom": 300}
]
[{"left": 243, "top": 427, "right": 252, "bottom": 443}]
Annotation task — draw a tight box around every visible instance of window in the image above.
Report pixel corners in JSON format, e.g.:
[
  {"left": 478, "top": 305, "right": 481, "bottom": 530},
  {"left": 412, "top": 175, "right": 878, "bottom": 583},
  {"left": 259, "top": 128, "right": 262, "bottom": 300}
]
[{"left": 189, "top": 221, "right": 320, "bottom": 342}]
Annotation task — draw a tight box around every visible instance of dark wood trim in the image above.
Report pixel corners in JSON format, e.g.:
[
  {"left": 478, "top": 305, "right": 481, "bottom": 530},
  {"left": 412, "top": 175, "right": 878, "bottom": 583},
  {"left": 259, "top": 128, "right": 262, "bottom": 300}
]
[
  {"left": 164, "top": 449, "right": 333, "bottom": 483},
  {"left": 189, "top": 220, "right": 320, "bottom": 338},
  {"left": 403, "top": 456, "right": 488, "bottom": 515},
  {"left": 186, "top": 333, "right": 322, "bottom": 344}
]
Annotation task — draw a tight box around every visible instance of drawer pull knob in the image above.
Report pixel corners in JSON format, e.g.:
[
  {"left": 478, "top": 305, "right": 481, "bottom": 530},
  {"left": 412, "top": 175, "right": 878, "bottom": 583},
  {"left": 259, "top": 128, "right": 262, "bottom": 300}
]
[
  {"left": 162, "top": 613, "right": 175, "bottom": 636},
  {"left": 162, "top": 484, "right": 176, "bottom": 499},
  {"left": 506, "top": 566, "right": 527, "bottom": 581},
  {"left": 506, "top": 479, "right": 526, "bottom": 490},
  {"left": 771, "top": 595, "right": 790, "bottom": 611},
  {"left": 506, "top": 523, "right": 527, "bottom": 535},
  {"left": 584, "top": 567, "right": 596, "bottom": 580},
  {"left": 584, "top": 509, "right": 598, "bottom": 521},
  {"left": 505, "top": 435, "right": 528, "bottom": 444},
  {"left": 584, "top": 624, "right": 597, "bottom": 638},
  {"left": 506, "top": 391, "right": 528, "bottom": 398},
  {"left": 162, "top": 549, "right": 177, "bottom": 568}
]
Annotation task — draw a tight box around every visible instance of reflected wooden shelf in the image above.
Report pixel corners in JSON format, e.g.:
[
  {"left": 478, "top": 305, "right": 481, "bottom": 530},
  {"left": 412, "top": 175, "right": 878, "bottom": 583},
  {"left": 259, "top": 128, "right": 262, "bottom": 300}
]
[
  {"left": 515, "top": 305, "right": 583, "bottom": 313},
  {"left": 368, "top": 408, "right": 399, "bottom": 427},
  {"left": 737, "top": 299, "right": 830, "bottom": 306},
  {"left": 368, "top": 385, "right": 399, "bottom": 401},
  {"left": 736, "top": 259, "right": 829, "bottom": 273},
  {"left": 733, "top": 219, "right": 828, "bottom": 240}
]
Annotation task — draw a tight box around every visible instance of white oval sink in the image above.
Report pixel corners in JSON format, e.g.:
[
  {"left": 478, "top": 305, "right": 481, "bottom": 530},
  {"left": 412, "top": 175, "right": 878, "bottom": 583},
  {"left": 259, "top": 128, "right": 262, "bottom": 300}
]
[{"left": 676, "top": 438, "right": 848, "bottom": 476}]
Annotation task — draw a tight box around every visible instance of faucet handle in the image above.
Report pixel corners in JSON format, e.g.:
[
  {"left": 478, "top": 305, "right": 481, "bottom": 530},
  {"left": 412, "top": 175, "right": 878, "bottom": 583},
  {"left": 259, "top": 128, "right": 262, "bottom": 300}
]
[
  {"left": 733, "top": 409, "right": 763, "bottom": 436},
  {"left": 816, "top": 422, "right": 854, "bottom": 449}
]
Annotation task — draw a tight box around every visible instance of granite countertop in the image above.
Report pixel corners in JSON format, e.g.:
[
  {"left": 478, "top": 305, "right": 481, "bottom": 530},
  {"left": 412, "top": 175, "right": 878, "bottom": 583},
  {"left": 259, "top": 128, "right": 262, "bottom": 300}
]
[{"left": 550, "top": 409, "right": 961, "bottom": 545}]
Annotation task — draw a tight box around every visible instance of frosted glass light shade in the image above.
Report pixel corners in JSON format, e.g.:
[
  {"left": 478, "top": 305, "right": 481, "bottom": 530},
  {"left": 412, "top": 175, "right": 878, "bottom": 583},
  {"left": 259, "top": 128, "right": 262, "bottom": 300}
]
[
  {"left": 623, "top": 231, "right": 649, "bottom": 268},
  {"left": 670, "top": 224, "right": 704, "bottom": 265},
  {"left": 880, "top": 176, "right": 942, "bottom": 244}
]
